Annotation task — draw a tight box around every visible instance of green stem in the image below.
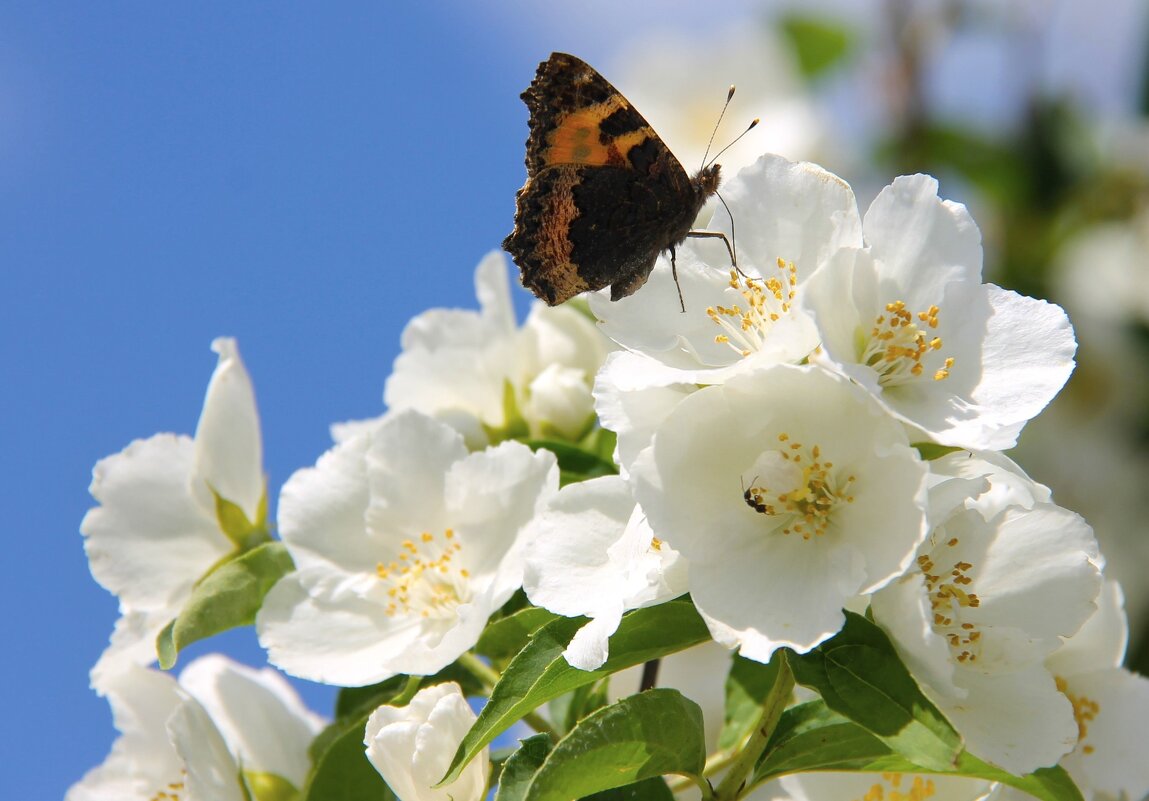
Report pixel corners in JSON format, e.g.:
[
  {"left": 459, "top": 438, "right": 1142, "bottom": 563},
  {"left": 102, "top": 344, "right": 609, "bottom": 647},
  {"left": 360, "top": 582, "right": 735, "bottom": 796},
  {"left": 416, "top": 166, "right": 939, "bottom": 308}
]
[
  {"left": 712, "top": 653, "right": 794, "bottom": 801},
  {"left": 455, "top": 651, "right": 557, "bottom": 738},
  {"left": 390, "top": 674, "right": 423, "bottom": 707}
]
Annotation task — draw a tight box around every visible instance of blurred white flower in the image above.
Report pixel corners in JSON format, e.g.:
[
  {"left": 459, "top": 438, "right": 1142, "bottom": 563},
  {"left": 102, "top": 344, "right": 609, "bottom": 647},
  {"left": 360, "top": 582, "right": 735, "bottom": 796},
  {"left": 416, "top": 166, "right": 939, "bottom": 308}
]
[
  {"left": 67, "top": 655, "right": 321, "bottom": 801},
  {"left": 385, "top": 251, "right": 611, "bottom": 447},
  {"left": 364, "top": 682, "right": 489, "bottom": 801},
  {"left": 803, "top": 174, "right": 1076, "bottom": 450},
  {"left": 608, "top": 24, "right": 830, "bottom": 174},
  {"left": 872, "top": 452, "right": 1103, "bottom": 773},
  {"left": 523, "top": 475, "right": 687, "bottom": 670},
  {"left": 631, "top": 364, "right": 929, "bottom": 663},
  {"left": 82, "top": 338, "right": 266, "bottom": 687},
  {"left": 257, "top": 410, "right": 558, "bottom": 686}
]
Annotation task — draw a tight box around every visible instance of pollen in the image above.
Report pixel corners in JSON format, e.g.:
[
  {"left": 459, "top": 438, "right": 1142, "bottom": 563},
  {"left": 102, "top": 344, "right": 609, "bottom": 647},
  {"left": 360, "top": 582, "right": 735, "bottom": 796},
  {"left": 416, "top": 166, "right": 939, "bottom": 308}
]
[
  {"left": 375, "top": 528, "right": 470, "bottom": 620},
  {"left": 921, "top": 535, "right": 984, "bottom": 664},
  {"left": 707, "top": 258, "right": 798, "bottom": 358},
  {"left": 853, "top": 773, "right": 937, "bottom": 801},
  {"left": 1055, "top": 675, "right": 1100, "bottom": 754},
  {"left": 863, "top": 301, "right": 954, "bottom": 387},
  {"left": 741, "top": 435, "right": 855, "bottom": 540}
]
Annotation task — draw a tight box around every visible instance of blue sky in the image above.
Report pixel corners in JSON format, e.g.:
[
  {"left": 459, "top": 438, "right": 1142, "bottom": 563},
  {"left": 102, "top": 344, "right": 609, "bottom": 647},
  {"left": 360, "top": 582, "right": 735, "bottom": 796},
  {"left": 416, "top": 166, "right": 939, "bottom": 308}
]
[{"left": 5, "top": 2, "right": 1145, "bottom": 798}]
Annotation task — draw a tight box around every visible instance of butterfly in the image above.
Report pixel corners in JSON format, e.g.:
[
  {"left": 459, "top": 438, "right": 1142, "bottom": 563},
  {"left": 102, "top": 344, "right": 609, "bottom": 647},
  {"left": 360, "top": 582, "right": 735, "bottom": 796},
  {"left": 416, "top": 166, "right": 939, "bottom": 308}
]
[{"left": 503, "top": 52, "right": 749, "bottom": 310}]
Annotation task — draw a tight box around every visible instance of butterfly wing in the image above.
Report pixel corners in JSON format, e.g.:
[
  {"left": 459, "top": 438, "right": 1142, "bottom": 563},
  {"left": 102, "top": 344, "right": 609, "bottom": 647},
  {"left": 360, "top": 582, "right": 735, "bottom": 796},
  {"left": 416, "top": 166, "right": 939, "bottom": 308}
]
[{"left": 504, "top": 52, "right": 703, "bottom": 305}]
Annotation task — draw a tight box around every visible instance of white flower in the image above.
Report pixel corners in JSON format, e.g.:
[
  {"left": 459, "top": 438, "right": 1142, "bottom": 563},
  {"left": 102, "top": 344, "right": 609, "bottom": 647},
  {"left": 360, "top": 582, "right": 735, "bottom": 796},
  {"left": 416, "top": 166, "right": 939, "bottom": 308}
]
[
  {"left": 257, "top": 410, "right": 558, "bottom": 686},
  {"left": 365, "top": 682, "right": 488, "bottom": 801},
  {"left": 1045, "top": 581, "right": 1149, "bottom": 801},
  {"left": 630, "top": 364, "right": 930, "bottom": 663},
  {"left": 82, "top": 338, "right": 266, "bottom": 686},
  {"left": 779, "top": 771, "right": 994, "bottom": 801},
  {"left": 871, "top": 453, "right": 1103, "bottom": 774},
  {"left": 177, "top": 654, "right": 325, "bottom": 794},
  {"left": 523, "top": 475, "right": 688, "bottom": 670},
  {"left": 385, "top": 251, "right": 611, "bottom": 446},
  {"left": 589, "top": 155, "right": 860, "bottom": 387},
  {"left": 803, "top": 174, "right": 1076, "bottom": 450},
  {"left": 68, "top": 655, "right": 320, "bottom": 801}
]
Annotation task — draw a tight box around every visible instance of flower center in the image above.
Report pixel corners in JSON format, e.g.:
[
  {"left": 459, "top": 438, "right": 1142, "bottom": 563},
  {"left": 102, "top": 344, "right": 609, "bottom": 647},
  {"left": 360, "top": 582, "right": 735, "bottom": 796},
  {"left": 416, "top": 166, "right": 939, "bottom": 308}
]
[
  {"left": 863, "top": 301, "right": 954, "bottom": 386},
  {"left": 1055, "top": 675, "right": 1100, "bottom": 755},
  {"left": 917, "top": 536, "right": 983, "bottom": 664},
  {"left": 708, "top": 258, "right": 798, "bottom": 358},
  {"left": 376, "top": 528, "right": 471, "bottom": 620},
  {"left": 741, "top": 434, "right": 855, "bottom": 539},
  {"left": 852, "top": 773, "right": 938, "bottom": 801}
]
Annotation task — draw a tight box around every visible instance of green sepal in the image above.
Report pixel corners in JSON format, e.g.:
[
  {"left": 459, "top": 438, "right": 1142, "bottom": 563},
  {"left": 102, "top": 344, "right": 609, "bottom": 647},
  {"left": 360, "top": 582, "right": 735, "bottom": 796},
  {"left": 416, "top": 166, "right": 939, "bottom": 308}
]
[
  {"left": 156, "top": 541, "right": 294, "bottom": 669},
  {"left": 913, "top": 442, "right": 964, "bottom": 461}
]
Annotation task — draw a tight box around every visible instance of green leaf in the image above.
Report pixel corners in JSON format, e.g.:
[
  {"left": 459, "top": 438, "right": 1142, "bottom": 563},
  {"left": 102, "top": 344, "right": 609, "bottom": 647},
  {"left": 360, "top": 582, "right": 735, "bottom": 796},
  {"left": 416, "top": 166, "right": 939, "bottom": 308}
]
[
  {"left": 495, "top": 735, "right": 553, "bottom": 801},
  {"left": 524, "top": 439, "right": 619, "bottom": 484},
  {"left": 442, "top": 600, "right": 710, "bottom": 784},
  {"left": 786, "top": 611, "right": 961, "bottom": 771},
  {"left": 581, "top": 777, "right": 675, "bottom": 801},
  {"left": 524, "top": 690, "right": 706, "bottom": 801},
  {"left": 912, "top": 442, "right": 963, "bottom": 461},
  {"left": 755, "top": 700, "right": 894, "bottom": 780},
  {"left": 718, "top": 653, "right": 776, "bottom": 750},
  {"left": 755, "top": 702, "right": 1084, "bottom": 801},
  {"left": 303, "top": 715, "right": 395, "bottom": 801},
  {"left": 777, "top": 14, "right": 854, "bottom": 79},
  {"left": 477, "top": 606, "right": 561, "bottom": 662},
  {"left": 156, "top": 542, "right": 294, "bottom": 669},
  {"left": 334, "top": 676, "right": 411, "bottom": 721}
]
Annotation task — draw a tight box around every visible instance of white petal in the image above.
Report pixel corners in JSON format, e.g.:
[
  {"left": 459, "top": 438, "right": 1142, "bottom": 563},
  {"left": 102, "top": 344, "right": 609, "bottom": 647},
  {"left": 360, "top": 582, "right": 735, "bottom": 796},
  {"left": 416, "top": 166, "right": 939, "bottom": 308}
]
[
  {"left": 178, "top": 654, "right": 324, "bottom": 787},
  {"left": 194, "top": 338, "right": 265, "bottom": 522},
  {"left": 167, "top": 694, "right": 245, "bottom": 801},
  {"left": 961, "top": 287, "right": 1076, "bottom": 449},
  {"left": 67, "top": 666, "right": 186, "bottom": 801},
  {"left": 82, "top": 434, "right": 230, "bottom": 612},
  {"left": 564, "top": 609, "right": 624, "bottom": 671},
  {"left": 1049, "top": 580, "right": 1128, "bottom": 675},
  {"left": 707, "top": 154, "right": 863, "bottom": 274},
  {"left": 941, "top": 666, "right": 1078, "bottom": 774},
  {"left": 862, "top": 175, "right": 983, "bottom": 308}
]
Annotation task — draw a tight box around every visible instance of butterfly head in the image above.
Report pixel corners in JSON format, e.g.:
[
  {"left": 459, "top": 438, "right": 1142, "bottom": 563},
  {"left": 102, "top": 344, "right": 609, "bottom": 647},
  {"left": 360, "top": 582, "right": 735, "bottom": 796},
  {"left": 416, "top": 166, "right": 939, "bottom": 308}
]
[{"left": 695, "top": 163, "right": 722, "bottom": 200}]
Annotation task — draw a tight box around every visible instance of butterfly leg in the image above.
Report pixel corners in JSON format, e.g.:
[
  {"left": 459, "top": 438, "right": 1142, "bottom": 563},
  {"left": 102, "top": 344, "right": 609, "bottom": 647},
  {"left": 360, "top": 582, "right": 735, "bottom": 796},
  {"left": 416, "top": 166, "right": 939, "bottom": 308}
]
[
  {"left": 685, "top": 229, "right": 745, "bottom": 276},
  {"left": 669, "top": 246, "right": 686, "bottom": 313}
]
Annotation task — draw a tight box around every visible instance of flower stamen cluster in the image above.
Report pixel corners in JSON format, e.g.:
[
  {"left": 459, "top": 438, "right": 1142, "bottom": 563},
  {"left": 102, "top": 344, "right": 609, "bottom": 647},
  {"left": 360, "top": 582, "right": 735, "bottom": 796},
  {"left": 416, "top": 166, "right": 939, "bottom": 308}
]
[
  {"left": 864, "top": 301, "right": 953, "bottom": 386},
  {"left": 377, "top": 528, "right": 470, "bottom": 620},
  {"left": 918, "top": 540, "right": 983, "bottom": 664},
  {"left": 742, "top": 434, "right": 855, "bottom": 540},
  {"left": 708, "top": 258, "right": 798, "bottom": 357}
]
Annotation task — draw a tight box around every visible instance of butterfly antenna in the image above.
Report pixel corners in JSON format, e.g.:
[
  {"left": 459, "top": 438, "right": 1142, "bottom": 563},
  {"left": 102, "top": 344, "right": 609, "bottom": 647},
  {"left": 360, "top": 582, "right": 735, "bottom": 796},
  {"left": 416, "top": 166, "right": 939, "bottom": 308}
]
[
  {"left": 700, "top": 85, "right": 737, "bottom": 171},
  {"left": 706, "top": 117, "right": 760, "bottom": 169}
]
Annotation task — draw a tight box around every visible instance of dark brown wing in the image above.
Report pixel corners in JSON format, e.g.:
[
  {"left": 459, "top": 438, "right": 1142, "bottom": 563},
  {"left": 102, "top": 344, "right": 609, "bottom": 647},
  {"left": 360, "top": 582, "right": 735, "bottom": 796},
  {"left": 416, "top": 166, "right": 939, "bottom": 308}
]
[{"left": 503, "top": 52, "right": 709, "bottom": 305}]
